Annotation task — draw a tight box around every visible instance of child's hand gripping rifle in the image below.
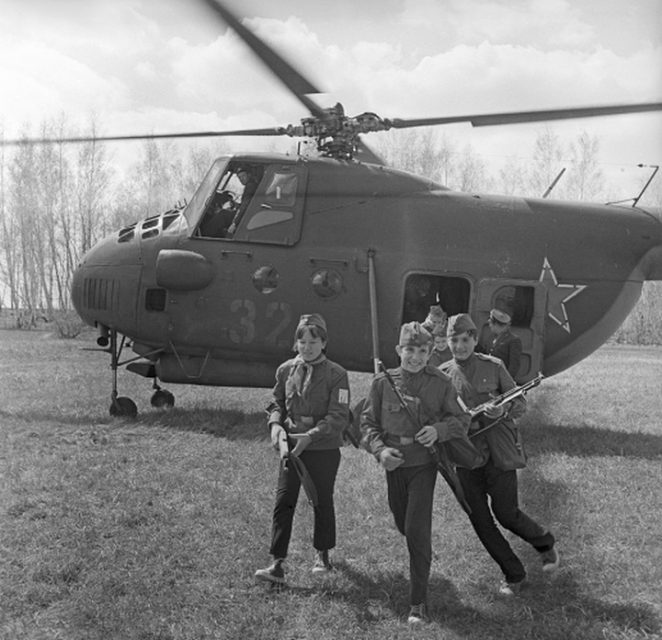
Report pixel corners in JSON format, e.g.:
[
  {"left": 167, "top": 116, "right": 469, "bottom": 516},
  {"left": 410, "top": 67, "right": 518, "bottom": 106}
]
[
  {"left": 274, "top": 420, "right": 319, "bottom": 507},
  {"left": 456, "top": 373, "right": 544, "bottom": 439},
  {"left": 378, "top": 361, "right": 472, "bottom": 515}
]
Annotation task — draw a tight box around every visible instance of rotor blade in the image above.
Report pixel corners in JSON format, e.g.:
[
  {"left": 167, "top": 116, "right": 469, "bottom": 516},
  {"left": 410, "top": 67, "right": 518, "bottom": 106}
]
[
  {"left": 0, "top": 127, "right": 289, "bottom": 146},
  {"left": 200, "top": 0, "right": 327, "bottom": 119},
  {"left": 389, "top": 101, "right": 662, "bottom": 129},
  {"left": 354, "top": 137, "right": 387, "bottom": 166}
]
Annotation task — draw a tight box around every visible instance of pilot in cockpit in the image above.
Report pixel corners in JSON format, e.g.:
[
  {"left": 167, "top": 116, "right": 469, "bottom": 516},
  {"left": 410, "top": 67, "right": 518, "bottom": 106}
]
[{"left": 198, "top": 164, "right": 263, "bottom": 238}]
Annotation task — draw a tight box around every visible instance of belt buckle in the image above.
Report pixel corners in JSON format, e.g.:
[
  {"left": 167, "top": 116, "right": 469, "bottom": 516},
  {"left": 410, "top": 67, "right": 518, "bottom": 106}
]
[{"left": 399, "top": 436, "right": 414, "bottom": 445}]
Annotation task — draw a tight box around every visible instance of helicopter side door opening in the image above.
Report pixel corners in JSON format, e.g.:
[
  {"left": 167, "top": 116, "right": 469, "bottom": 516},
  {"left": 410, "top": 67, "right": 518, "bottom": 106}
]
[
  {"left": 402, "top": 273, "right": 472, "bottom": 324},
  {"left": 474, "top": 281, "right": 545, "bottom": 382}
]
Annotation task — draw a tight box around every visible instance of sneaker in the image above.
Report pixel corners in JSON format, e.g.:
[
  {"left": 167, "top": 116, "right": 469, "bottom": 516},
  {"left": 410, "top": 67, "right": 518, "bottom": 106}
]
[
  {"left": 312, "top": 550, "right": 333, "bottom": 574},
  {"left": 498, "top": 579, "right": 525, "bottom": 596},
  {"left": 407, "top": 603, "right": 428, "bottom": 624},
  {"left": 254, "top": 560, "right": 285, "bottom": 584},
  {"left": 540, "top": 547, "right": 560, "bottom": 572}
]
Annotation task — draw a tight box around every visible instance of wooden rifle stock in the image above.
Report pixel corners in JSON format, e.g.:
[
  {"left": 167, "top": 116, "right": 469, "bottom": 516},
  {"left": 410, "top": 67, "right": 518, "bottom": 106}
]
[{"left": 279, "top": 420, "right": 319, "bottom": 507}]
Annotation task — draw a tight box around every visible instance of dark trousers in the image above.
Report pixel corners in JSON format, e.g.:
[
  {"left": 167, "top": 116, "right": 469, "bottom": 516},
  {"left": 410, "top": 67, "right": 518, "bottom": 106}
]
[
  {"left": 457, "top": 460, "right": 554, "bottom": 583},
  {"left": 270, "top": 448, "right": 341, "bottom": 559},
  {"left": 386, "top": 463, "right": 438, "bottom": 606}
]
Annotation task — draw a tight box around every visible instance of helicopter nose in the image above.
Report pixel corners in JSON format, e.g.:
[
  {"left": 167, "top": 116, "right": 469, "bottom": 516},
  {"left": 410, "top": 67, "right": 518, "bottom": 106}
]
[{"left": 71, "top": 231, "right": 143, "bottom": 333}]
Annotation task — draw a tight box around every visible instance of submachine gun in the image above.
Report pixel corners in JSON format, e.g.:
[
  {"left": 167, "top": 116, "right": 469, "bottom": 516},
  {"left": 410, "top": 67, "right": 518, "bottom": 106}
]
[
  {"left": 377, "top": 361, "right": 472, "bottom": 515},
  {"left": 457, "top": 373, "right": 544, "bottom": 439}
]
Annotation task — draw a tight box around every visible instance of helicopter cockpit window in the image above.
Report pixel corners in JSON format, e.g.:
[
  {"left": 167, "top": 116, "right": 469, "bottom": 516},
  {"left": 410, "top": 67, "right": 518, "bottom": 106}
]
[
  {"left": 244, "top": 169, "right": 298, "bottom": 231},
  {"left": 197, "top": 163, "right": 265, "bottom": 239}
]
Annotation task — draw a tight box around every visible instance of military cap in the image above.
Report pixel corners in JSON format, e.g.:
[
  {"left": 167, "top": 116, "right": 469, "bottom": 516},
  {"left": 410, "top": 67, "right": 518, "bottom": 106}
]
[
  {"left": 399, "top": 321, "right": 432, "bottom": 347},
  {"left": 446, "top": 313, "right": 477, "bottom": 337},
  {"left": 489, "top": 308, "right": 512, "bottom": 324},
  {"left": 297, "top": 313, "right": 327, "bottom": 333}
]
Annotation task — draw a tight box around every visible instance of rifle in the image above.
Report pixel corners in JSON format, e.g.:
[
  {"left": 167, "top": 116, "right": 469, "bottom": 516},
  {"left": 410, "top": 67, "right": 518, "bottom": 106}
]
[
  {"left": 275, "top": 420, "right": 319, "bottom": 507},
  {"left": 377, "top": 361, "right": 472, "bottom": 515},
  {"left": 456, "top": 373, "right": 544, "bottom": 440}
]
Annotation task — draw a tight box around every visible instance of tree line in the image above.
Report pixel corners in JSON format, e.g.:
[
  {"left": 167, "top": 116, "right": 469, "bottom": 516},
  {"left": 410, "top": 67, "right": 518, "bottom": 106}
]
[{"left": 0, "top": 120, "right": 660, "bottom": 343}]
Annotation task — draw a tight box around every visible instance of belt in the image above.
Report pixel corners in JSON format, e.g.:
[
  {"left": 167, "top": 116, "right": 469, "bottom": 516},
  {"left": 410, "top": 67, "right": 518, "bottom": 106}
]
[{"left": 386, "top": 435, "right": 415, "bottom": 445}]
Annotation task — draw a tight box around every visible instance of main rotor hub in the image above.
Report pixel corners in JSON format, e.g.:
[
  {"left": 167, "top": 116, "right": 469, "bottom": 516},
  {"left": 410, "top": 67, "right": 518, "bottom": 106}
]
[{"left": 282, "top": 103, "right": 392, "bottom": 160}]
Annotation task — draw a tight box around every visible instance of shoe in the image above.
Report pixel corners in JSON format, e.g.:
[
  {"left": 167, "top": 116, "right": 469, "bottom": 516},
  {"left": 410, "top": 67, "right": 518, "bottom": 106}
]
[
  {"left": 254, "top": 560, "right": 285, "bottom": 584},
  {"left": 498, "top": 579, "right": 525, "bottom": 596},
  {"left": 407, "top": 604, "right": 428, "bottom": 624},
  {"left": 312, "top": 550, "right": 333, "bottom": 574},
  {"left": 540, "top": 547, "right": 560, "bottom": 573}
]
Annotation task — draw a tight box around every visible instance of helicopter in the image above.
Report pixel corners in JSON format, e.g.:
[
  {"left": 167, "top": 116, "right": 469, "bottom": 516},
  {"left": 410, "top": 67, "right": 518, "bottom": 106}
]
[{"left": 5, "top": 0, "right": 662, "bottom": 417}]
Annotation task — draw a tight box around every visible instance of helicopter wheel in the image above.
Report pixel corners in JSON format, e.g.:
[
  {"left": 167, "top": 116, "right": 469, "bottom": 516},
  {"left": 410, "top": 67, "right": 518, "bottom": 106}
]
[
  {"left": 110, "top": 396, "right": 138, "bottom": 418},
  {"left": 151, "top": 389, "right": 175, "bottom": 409}
]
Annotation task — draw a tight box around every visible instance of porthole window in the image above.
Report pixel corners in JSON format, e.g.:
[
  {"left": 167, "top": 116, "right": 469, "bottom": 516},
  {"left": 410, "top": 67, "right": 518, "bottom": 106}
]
[
  {"left": 252, "top": 265, "right": 280, "bottom": 294},
  {"left": 311, "top": 269, "right": 343, "bottom": 299}
]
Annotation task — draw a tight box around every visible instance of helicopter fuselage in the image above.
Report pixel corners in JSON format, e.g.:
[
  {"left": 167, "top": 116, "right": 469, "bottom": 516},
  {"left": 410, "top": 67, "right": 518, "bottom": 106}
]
[{"left": 71, "top": 153, "right": 662, "bottom": 389}]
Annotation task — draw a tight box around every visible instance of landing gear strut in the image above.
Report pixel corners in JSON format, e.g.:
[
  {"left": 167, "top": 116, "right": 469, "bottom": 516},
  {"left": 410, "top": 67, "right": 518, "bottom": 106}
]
[{"left": 106, "top": 330, "right": 138, "bottom": 418}]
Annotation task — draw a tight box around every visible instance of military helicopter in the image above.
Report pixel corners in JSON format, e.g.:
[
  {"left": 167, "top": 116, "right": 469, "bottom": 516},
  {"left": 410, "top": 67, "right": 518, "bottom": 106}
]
[{"left": 6, "top": 0, "right": 662, "bottom": 416}]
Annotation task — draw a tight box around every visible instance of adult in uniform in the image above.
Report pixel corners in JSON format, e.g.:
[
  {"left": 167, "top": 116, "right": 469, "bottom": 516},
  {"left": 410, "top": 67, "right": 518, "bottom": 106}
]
[
  {"left": 479, "top": 308, "right": 523, "bottom": 379},
  {"left": 255, "top": 314, "right": 350, "bottom": 584},
  {"left": 360, "top": 322, "right": 470, "bottom": 624},
  {"left": 440, "top": 313, "right": 559, "bottom": 596}
]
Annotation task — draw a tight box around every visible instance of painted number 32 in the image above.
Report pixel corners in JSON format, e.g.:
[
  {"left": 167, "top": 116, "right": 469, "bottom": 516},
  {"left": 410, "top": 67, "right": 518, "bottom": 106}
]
[{"left": 229, "top": 299, "right": 292, "bottom": 347}]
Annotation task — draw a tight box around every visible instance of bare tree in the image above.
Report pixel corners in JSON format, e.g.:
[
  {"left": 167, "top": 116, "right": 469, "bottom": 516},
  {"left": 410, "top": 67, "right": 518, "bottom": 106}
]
[
  {"left": 565, "top": 131, "right": 604, "bottom": 201},
  {"left": 528, "top": 127, "right": 566, "bottom": 198}
]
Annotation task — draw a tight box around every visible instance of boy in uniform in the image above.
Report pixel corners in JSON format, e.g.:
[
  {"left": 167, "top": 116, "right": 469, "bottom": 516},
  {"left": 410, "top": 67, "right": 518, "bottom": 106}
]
[
  {"left": 440, "top": 313, "right": 559, "bottom": 596},
  {"left": 360, "top": 322, "right": 470, "bottom": 624}
]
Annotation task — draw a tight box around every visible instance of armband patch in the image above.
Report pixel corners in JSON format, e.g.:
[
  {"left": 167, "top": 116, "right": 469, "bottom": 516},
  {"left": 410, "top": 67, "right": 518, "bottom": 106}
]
[{"left": 338, "top": 388, "right": 349, "bottom": 405}]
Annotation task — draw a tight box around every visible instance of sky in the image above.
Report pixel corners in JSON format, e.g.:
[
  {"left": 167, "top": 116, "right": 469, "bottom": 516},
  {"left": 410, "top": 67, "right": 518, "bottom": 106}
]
[{"left": 1, "top": 0, "right": 661, "bottom": 199}]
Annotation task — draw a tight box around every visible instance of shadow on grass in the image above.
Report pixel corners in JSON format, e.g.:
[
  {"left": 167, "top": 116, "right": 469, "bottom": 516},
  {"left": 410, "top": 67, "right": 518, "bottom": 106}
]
[
  {"left": 0, "top": 406, "right": 269, "bottom": 442},
  {"left": 326, "top": 562, "right": 659, "bottom": 639},
  {"left": 522, "top": 419, "right": 662, "bottom": 460},
  {"left": 136, "top": 407, "right": 267, "bottom": 440}
]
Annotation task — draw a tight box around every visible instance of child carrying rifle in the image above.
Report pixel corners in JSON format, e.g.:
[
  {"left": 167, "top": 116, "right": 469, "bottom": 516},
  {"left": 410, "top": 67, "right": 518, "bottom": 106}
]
[
  {"left": 440, "top": 313, "right": 560, "bottom": 596},
  {"left": 255, "top": 314, "right": 350, "bottom": 585},
  {"left": 360, "top": 321, "right": 471, "bottom": 624}
]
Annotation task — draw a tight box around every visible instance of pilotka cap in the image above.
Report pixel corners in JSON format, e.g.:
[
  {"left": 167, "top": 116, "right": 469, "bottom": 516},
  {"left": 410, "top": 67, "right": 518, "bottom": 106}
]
[
  {"left": 489, "top": 308, "right": 511, "bottom": 324},
  {"left": 446, "top": 313, "right": 477, "bottom": 337},
  {"left": 296, "top": 313, "right": 327, "bottom": 334},
  {"left": 399, "top": 321, "right": 432, "bottom": 347}
]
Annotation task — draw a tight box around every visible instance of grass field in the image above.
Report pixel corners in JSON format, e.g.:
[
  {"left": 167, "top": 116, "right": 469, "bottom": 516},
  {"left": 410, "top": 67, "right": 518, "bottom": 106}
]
[{"left": 1, "top": 329, "right": 661, "bottom": 640}]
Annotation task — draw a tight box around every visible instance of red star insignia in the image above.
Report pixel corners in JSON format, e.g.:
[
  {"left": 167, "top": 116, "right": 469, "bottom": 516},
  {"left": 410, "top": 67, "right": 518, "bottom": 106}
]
[{"left": 539, "top": 258, "right": 586, "bottom": 333}]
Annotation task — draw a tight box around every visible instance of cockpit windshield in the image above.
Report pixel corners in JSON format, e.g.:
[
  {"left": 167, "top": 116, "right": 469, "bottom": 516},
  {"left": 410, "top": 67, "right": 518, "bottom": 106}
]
[{"left": 182, "top": 157, "right": 229, "bottom": 228}]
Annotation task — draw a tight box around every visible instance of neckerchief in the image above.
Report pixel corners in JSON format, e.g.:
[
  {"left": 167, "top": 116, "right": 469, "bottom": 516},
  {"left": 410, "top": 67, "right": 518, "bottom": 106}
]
[{"left": 288, "top": 353, "right": 327, "bottom": 399}]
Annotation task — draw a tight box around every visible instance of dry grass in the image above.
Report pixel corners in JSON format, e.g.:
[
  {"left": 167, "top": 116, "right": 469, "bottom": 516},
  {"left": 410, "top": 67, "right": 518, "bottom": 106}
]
[{"left": 1, "top": 330, "right": 661, "bottom": 639}]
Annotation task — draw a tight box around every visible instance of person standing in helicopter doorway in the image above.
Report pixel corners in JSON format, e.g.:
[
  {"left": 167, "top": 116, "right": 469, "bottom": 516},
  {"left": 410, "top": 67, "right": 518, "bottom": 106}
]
[
  {"left": 255, "top": 313, "right": 350, "bottom": 585},
  {"left": 478, "top": 308, "right": 523, "bottom": 379},
  {"left": 440, "top": 313, "right": 559, "bottom": 597},
  {"left": 360, "top": 321, "right": 471, "bottom": 624}
]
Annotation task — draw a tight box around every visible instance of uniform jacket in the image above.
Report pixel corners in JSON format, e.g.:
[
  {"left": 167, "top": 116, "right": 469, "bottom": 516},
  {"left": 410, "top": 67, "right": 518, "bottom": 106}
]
[
  {"left": 360, "top": 366, "right": 470, "bottom": 467},
  {"left": 487, "top": 330, "right": 522, "bottom": 379},
  {"left": 267, "top": 357, "right": 350, "bottom": 450},
  {"left": 440, "top": 353, "right": 527, "bottom": 470},
  {"left": 428, "top": 346, "right": 453, "bottom": 368}
]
